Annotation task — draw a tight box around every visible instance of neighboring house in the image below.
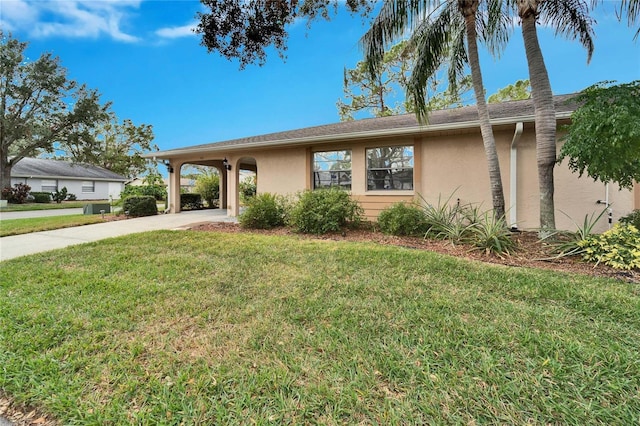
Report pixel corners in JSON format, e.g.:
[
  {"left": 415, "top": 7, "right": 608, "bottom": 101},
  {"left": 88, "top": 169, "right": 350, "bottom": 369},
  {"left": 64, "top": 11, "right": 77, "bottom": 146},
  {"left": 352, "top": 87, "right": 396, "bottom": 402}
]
[
  {"left": 10, "top": 158, "right": 128, "bottom": 200},
  {"left": 148, "top": 95, "right": 638, "bottom": 232}
]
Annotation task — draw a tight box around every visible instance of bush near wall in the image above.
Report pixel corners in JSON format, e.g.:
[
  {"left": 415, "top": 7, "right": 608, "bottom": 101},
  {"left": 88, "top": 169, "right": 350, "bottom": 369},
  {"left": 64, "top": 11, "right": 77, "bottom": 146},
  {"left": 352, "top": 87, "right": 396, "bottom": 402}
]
[
  {"left": 290, "top": 188, "right": 363, "bottom": 234},
  {"left": 239, "top": 193, "right": 289, "bottom": 229},
  {"left": 30, "top": 192, "right": 52, "bottom": 203},
  {"left": 378, "top": 202, "right": 430, "bottom": 236},
  {"left": 123, "top": 196, "right": 158, "bottom": 218}
]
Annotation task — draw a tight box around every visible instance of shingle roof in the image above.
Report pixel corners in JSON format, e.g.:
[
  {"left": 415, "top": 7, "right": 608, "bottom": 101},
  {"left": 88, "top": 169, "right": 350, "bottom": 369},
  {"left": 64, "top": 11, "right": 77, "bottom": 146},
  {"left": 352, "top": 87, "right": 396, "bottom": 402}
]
[
  {"left": 12, "top": 158, "right": 128, "bottom": 181},
  {"left": 151, "top": 94, "right": 577, "bottom": 157}
]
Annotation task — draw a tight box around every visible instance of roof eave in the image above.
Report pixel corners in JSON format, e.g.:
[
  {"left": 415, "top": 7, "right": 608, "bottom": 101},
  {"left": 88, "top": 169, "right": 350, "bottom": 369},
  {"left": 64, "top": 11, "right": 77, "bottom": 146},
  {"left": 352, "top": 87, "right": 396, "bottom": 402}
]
[{"left": 146, "top": 111, "right": 573, "bottom": 160}]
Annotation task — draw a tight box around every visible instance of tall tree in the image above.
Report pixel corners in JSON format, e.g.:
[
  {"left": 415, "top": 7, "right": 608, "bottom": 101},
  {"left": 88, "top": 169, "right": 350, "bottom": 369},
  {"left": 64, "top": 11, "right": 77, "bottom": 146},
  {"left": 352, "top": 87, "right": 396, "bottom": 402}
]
[
  {"left": 0, "top": 32, "right": 109, "bottom": 190},
  {"left": 559, "top": 80, "right": 640, "bottom": 190},
  {"left": 362, "top": 0, "right": 510, "bottom": 219},
  {"left": 58, "top": 114, "right": 156, "bottom": 179},
  {"left": 196, "top": 0, "right": 375, "bottom": 68},
  {"left": 338, "top": 41, "right": 473, "bottom": 121},
  {"left": 488, "top": 79, "right": 531, "bottom": 103},
  {"left": 510, "top": 0, "right": 594, "bottom": 235}
]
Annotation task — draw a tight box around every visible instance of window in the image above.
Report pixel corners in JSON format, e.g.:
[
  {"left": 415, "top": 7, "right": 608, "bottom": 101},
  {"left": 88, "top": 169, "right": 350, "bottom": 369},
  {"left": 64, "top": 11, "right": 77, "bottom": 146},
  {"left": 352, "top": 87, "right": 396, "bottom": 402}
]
[
  {"left": 366, "top": 146, "right": 414, "bottom": 190},
  {"left": 313, "top": 150, "right": 352, "bottom": 189},
  {"left": 41, "top": 179, "right": 57, "bottom": 192},
  {"left": 82, "top": 181, "right": 95, "bottom": 193}
]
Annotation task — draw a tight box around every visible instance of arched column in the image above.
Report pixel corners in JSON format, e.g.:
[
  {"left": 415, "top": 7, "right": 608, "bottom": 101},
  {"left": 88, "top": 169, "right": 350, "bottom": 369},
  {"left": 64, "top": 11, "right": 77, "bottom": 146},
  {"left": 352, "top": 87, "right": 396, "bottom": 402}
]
[
  {"left": 226, "top": 157, "right": 239, "bottom": 217},
  {"left": 168, "top": 161, "right": 183, "bottom": 213}
]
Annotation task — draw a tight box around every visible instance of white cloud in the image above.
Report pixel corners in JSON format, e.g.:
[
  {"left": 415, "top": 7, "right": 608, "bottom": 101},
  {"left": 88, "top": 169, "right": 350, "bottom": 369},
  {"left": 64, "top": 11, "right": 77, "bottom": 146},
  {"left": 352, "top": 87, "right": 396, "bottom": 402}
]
[
  {"left": 155, "top": 22, "right": 197, "bottom": 39},
  {"left": 1, "top": 0, "right": 142, "bottom": 42}
]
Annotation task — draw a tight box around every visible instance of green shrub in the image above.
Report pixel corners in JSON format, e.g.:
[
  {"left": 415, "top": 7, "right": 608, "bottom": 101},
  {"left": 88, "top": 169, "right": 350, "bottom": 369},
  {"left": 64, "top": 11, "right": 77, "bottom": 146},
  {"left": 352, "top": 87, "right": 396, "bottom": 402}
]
[
  {"left": 123, "top": 196, "right": 158, "bottom": 218},
  {"left": 619, "top": 209, "right": 640, "bottom": 229},
  {"left": 239, "top": 193, "right": 289, "bottom": 229},
  {"left": 194, "top": 173, "right": 219, "bottom": 207},
  {"left": 180, "top": 193, "right": 203, "bottom": 210},
  {"left": 467, "top": 211, "right": 516, "bottom": 256},
  {"left": 120, "top": 183, "right": 167, "bottom": 201},
  {"left": 578, "top": 223, "right": 640, "bottom": 270},
  {"left": 377, "top": 202, "right": 429, "bottom": 236},
  {"left": 51, "top": 187, "right": 68, "bottom": 203},
  {"left": 30, "top": 192, "right": 52, "bottom": 203},
  {"left": 290, "top": 188, "right": 363, "bottom": 234},
  {"left": 66, "top": 193, "right": 77, "bottom": 201},
  {"left": 240, "top": 175, "right": 257, "bottom": 202}
]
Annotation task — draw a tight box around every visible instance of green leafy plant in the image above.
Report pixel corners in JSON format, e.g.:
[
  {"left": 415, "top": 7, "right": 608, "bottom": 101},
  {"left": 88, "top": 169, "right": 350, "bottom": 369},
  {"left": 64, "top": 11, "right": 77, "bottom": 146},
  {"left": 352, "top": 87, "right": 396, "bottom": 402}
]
[
  {"left": 120, "top": 182, "right": 167, "bottom": 202},
  {"left": 194, "top": 172, "right": 219, "bottom": 208},
  {"left": 239, "top": 175, "right": 257, "bottom": 202},
  {"left": 29, "top": 192, "right": 52, "bottom": 203},
  {"left": 180, "top": 193, "right": 203, "bottom": 210},
  {"left": 290, "top": 188, "right": 363, "bottom": 234},
  {"left": 123, "top": 196, "right": 157, "bottom": 217},
  {"left": 467, "top": 211, "right": 516, "bottom": 256},
  {"left": 544, "top": 207, "right": 609, "bottom": 258},
  {"left": 419, "top": 192, "right": 471, "bottom": 240},
  {"left": 51, "top": 186, "right": 68, "bottom": 204},
  {"left": 377, "top": 202, "right": 429, "bottom": 236},
  {"left": 239, "top": 192, "right": 289, "bottom": 229},
  {"left": 579, "top": 224, "right": 640, "bottom": 270},
  {"left": 66, "top": 193, "right": 77, "bottom": 201},
  {"left": 619, "top": 209, "right": 640, "bottom": 229}
]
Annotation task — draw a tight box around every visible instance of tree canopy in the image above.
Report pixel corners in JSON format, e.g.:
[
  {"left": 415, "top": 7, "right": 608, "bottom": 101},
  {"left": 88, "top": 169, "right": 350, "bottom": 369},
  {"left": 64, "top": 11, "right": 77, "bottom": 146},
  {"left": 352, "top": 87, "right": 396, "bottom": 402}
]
[
  {"left": 337, "top": 41, "right": 474, "bottom": 121},
  {"left": 559, "top": 80, "right": 640, "bottom": 190},
  {"left": 196, "top": 0, "right": 375, "bottom": 68},
  {"left": 487, "top": 79, "right": 531, "bottom": 103},
  {"left": 58, "top": 114, "right": 156, "bottom": 179},
  {"left": 0, "top": 31, "right": 110, "bottom": 190}
]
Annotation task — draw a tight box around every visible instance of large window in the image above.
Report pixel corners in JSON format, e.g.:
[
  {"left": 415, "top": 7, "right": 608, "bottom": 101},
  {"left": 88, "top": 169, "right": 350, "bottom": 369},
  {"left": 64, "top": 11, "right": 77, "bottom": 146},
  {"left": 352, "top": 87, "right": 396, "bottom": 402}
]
[
  {"left": 313, "top": 150, "right": 352, "bottom": 189},
  {"left": 41, "top": 179, "right": 57, "bottom": 192},
  {"left": 366, "top": 146, "right": 414, "bottom": 190},
  {"left": 82, "top": 181, "right": 95, "bottom": 193}
]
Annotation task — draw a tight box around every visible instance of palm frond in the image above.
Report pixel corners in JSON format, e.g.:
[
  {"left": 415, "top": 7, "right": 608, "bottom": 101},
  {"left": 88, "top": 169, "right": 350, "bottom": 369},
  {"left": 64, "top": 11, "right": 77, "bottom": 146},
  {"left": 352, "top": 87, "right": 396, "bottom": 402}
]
[{"left": 540, "top": 0, "right": 595, "bottom": 63}]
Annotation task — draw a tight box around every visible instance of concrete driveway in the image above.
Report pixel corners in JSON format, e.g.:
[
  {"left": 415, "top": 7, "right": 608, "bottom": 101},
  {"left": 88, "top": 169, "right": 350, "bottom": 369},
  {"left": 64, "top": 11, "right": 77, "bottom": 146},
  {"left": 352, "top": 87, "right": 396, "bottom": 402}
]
[{"left": 0, "top": 210, "right": 236, "bottom": 262}]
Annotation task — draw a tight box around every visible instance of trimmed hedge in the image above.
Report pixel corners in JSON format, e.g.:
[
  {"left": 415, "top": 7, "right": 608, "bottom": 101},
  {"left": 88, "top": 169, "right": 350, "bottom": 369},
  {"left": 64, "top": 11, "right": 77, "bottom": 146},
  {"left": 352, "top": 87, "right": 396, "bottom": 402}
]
[
  {"left": 30, "top": 192, "right": 52, "bottom": 203},
  {"left": 123, "top": 196, "right": 158, "bottom": 218},
  {"left": 180, "top": 193, "right": 203, "bottom": 210}
]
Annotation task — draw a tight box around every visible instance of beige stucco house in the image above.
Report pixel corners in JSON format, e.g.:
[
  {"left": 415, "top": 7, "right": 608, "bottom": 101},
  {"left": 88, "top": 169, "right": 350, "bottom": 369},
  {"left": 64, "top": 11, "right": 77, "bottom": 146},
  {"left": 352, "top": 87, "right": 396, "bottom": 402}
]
[{"left": 147, "top": 95, "right": 638, "bottom": 233}]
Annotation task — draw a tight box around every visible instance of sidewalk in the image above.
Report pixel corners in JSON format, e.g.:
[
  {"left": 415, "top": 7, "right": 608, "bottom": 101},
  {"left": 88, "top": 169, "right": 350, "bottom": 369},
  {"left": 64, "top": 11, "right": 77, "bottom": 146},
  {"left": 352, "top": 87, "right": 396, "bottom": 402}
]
[{"left": 0, "top": 210, "right": 236, "bottom": 262}]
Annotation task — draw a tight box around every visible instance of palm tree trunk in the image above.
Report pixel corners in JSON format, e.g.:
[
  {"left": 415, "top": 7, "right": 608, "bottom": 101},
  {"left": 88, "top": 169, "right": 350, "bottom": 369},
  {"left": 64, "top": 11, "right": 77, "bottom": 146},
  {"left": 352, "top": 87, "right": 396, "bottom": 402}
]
[
  {"left": 521, "top": 13, "right": 556, "bottom": 234},
  {"left": 462, "top": 7, "right": 506, "bottom": 219}
]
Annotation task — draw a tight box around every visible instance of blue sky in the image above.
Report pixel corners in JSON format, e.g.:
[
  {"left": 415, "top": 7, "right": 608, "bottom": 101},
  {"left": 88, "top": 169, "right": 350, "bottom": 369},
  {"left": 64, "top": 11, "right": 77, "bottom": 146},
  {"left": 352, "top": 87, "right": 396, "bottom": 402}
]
[{"left": 2, "top": 0, "right": 639, "bottom": 153}]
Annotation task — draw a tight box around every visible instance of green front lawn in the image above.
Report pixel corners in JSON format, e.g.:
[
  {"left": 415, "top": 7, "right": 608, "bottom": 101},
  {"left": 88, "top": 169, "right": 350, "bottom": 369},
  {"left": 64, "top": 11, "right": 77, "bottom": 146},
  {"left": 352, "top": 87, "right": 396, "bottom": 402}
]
[
  {"left": 0, "top": 214, "right": 107, "bottom": 237},
  {"left": 0, "top": 201, "right": 108, "bottom": 212},
  {"left": 0, "top": 231, "right": 638, "bottom": 424}
]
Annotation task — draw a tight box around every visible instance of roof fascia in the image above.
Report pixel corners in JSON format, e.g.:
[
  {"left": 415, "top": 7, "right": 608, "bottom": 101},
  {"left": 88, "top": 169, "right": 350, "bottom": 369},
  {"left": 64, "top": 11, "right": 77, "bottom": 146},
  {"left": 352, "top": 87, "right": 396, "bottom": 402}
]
[{"left": 148, "top": 111, "right": 573, "bottom": 159}]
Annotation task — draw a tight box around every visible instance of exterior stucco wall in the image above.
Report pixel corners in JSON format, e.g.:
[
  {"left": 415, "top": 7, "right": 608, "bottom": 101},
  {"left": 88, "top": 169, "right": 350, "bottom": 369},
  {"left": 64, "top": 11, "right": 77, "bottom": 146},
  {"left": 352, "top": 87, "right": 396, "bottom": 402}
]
[
  {"left": 10, "top": 177, "right": 123, "bottom": 200},
  {"left": 163, "top": 124, "right": 636, "bottom": 232}
]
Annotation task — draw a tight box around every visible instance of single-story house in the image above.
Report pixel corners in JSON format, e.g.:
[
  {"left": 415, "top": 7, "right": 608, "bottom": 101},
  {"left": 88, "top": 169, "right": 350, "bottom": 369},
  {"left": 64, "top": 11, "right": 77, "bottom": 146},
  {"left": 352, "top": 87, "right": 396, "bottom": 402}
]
[
  {"left": 147, "top": 95, "right": 638, "bottom": 233},
  {"left": 10, "top": 158, "right": 128, "bottom": 200}
]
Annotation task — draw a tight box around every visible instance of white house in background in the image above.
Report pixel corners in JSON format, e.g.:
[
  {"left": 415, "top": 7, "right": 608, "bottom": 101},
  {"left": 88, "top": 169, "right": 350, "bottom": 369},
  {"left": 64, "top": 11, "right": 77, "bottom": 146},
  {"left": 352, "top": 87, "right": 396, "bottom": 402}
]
[{"left": 10, "top": 158, "right": 128, "bottom": 200}]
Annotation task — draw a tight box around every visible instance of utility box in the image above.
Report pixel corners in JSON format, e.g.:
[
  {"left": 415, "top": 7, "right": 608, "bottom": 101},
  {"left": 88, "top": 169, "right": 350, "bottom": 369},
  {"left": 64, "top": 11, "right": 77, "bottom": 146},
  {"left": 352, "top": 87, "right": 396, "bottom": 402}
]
[{"left": 83, "top": 204, "right": 111, "bottom": 215}]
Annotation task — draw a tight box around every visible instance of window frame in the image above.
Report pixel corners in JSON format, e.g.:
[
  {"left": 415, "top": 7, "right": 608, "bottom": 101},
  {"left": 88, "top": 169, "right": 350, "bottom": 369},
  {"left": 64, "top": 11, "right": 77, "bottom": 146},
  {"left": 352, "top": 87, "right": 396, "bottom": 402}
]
[
  {"left": 82, "top": 181, "right": 95, "bottom": 193},
  {"left": 366, "top": 145, "right": 414, "bottom": 191},
  {"left": 41, "top": 179, "right": 58, "bottom": 192},
  {"left": 312, "top": 149, "right": 352, "bottom": 190}
]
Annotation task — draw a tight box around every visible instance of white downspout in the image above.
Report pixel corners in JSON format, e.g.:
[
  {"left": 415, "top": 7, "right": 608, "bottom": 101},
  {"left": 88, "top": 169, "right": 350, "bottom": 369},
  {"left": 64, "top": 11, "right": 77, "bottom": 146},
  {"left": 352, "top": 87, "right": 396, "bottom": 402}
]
[{"left": 510, "top": 122, "right": 524, "bottom": 230}]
